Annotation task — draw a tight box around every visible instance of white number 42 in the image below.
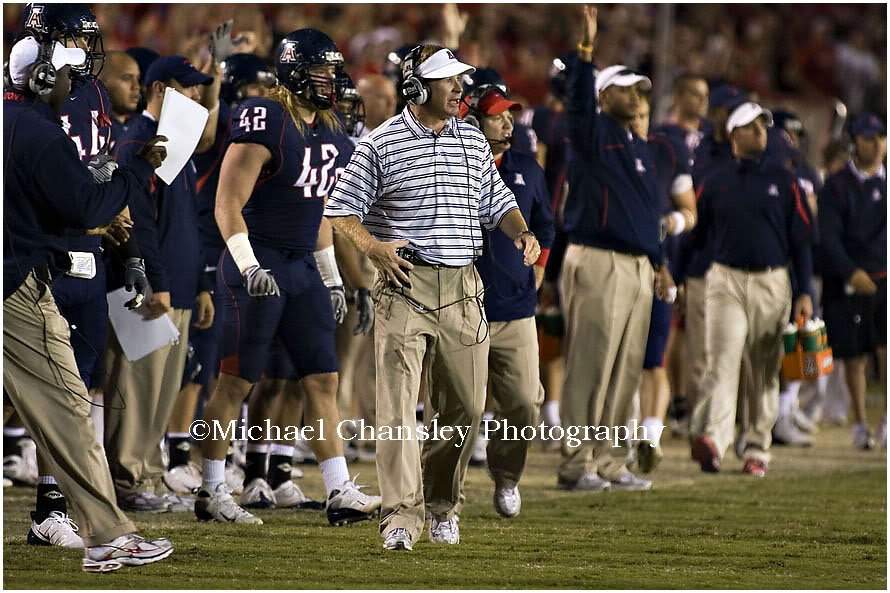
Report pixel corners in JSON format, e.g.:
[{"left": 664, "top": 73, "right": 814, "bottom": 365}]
[{"left": 239, "top": 106, "right": 267, "bottom": 132}]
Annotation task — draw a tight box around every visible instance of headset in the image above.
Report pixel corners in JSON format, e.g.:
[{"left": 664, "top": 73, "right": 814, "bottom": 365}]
[
  {"left": 28, "top": 38, "right": 57, "bottom": 97},
  {"left": 400, "top": 45, "right": 431, "bottom": 106},
  {"left": 462, "top": 84, "right": 514, "bottom": 148}
]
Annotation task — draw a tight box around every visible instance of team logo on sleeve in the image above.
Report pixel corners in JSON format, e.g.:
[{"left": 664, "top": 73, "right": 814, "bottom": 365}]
[
  {"left": 873, "top": 188, "right": 883, "bottom": 202},
  {"left": 767, "top": 184, "right": 779, "bottom": 196},
  {"left": 514, "top": 173, "right": 526, "bottom": 186},
  {"left": 25, "top": 5, "right": 44, "bottom": 30},
  {"left": 635, "top": 158, "right": 646, "bottom": 174},
  {"left": 280, "top": 42, "right": 298, "bottom": 63}
]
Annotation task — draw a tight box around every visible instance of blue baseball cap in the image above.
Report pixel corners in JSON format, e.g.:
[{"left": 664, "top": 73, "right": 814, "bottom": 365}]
[
  {"left": 709, "top": 84, "right": 745, "bottom": 111},
  {"left": 145, "top": 55, "right": 213, "bottom": 88},
  {"left": 850, "top": 113, "right": 886, "bottom": 138}
]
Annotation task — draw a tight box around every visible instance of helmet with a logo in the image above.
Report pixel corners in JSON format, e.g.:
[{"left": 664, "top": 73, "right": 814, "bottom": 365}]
[{"left": 274, "top": 28, "right": 344, "bottom": 110}]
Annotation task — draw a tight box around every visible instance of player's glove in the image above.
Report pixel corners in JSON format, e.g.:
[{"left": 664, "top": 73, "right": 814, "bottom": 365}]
[
  {"left": 243, "top": 265, "right": 280, "bottom": 297},
  {"left": 353, "top": 287, "right": 374, "bottom": 335},
  {"left": 123, "top": 257, "right": 147, "bottom": 310},
  {"left": 88, "top": 153, "right": 119, "bottom": 184},
  {"left": 209, "top": 19, "right": 245, "bottom": 64},
  {"left": 330, "top": 285, "right": 347, "bottom": 324}
]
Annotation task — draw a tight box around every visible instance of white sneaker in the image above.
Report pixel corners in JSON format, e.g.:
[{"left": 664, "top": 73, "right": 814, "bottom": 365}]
[
  {"left": 610, "top": 471, "right": 652, "bottom": 491},
  {"left": 225, "top": 463, "right": 245, "bottom": 496},
  {"left": 493, "top": 486, "right": 521, "bottom": 518},
  {"left": 772, "top": 413, "right": 814, "bottom": 447},
  {"left": 853, "top": 423, "right": 876, "bottom": 450},
  {"left": 241, "top": 478, "right": 275, "bottom": 509},
  {"left": 293, "top": 439, "right": 317, "bottom": 464},
  {"left": 326, "top": 475, "right": 382, "bottom": 526},
  {"left": 161, "top": 492, "right": 194, "bottom": 512},
  {"left": 82, "top": 533, "right": 173, "bottom": 573},
  {"left": 163, "top": 462, "right": 202, "bottom": 495},
  {"left": 383, "top": 527, "right": 413, "bottom": 551},
  {"left": 271, "top": 481, "right": 310, "bottom": 508},
  {"left": 557, "top": 472, "right": 611, "bottom": 492},
  {"left": 469, "top": 429, "right": 488, "bottom": 467},
  {"left": 4, "top": 439, "right": 38, "bottom": 486},
  {"left": 429, "top": 516, "right": 459, "bottom": 544},
  {"left": 194, "top": 483, "right": 263, "bottom": 524},
  {"left": 27, "top": 511, "right": 84, "bottom": 548}
]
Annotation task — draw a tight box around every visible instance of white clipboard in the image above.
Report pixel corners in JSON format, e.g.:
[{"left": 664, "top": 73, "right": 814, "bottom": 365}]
[
  {"left": 155, "top": 87, "right": 209, "bottom": 184},
  {"left": 106, "top": 287, "right": 180, "bottom": 361}
]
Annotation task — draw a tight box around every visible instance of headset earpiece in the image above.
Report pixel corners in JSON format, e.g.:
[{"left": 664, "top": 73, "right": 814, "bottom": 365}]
[
  {"left": 400, "top": 45, "right": 431, "bottom": 106},
  {"left": 27, "top": 39, "right": 56, "bottom": 97}
]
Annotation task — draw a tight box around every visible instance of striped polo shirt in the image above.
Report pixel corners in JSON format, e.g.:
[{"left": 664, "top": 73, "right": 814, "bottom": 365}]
[{"left": 325, "top": 106, "right": 518, "bottom": 266}]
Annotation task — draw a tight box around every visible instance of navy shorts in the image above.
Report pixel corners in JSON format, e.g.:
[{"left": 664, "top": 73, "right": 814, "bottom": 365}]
[
  {"left": 823, "top": 276, "right": 887, "bottom": 359},
  {"left": 52, "top": 258, "right": 108, "bottom": 391},
  {"left": 643, "top": 296, "right": 673, "bottom": 369},
  {"left": 218, "top": 245, "right": 338, "bottom": 383}
]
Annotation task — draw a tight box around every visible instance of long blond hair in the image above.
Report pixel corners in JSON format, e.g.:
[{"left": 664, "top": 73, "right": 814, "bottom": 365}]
[{"left": 267, "top": 85, "right": 343, "bottom": 134}]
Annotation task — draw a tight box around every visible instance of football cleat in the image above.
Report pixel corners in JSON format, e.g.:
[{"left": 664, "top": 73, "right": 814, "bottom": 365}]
[
  {"left": 326, "top": 475, "right": 381, "bottom": 526},
  {"left": 241, "top": 478, "right": 276, "bottom": 509},
  {"left": 194, "top": 483, "right": 263, "bottom": 524},
  {"left": 163, "top": 462, "right": 202, "bottom": 494},
  {"left": 27, "top": 511, "right": 84, "bottom": 548}
]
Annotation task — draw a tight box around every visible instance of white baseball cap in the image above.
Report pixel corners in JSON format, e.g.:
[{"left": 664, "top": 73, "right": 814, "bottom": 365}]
[
  {"left": 726, "top": 102, "right": 773, "bottom": 134},
  {"left": 595, "top": 65, "right": 651, "bottom": 96},
  {"left": 414, "top": 48, "right": 475, "bottom": 80},
  {"left": 8, "top": 36, "right": 87, "bottom": 86}
]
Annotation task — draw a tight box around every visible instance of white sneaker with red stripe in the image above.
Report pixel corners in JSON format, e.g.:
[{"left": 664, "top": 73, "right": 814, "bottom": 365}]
[{"left": 82, "top": 533, "right": 173, "bottom": 573}]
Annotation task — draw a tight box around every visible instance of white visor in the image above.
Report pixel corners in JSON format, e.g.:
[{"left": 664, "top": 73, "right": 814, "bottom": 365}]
[
  {"left": 595, "top": 64, "right": 651, "bottom": 96},
  {"left": 415, "top": 48, "right": 475, "bottom": 80},
  {"left": 9, "top": 36, "right": 87, "bottom": 86},
  {"left": 726, "top": 102, "right": 773, "bottom": 134}
]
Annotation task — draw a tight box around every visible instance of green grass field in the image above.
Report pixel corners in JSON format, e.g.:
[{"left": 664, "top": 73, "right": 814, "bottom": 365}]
[{"left": 3, "top": 411, "right": 886, "bottom": 589}]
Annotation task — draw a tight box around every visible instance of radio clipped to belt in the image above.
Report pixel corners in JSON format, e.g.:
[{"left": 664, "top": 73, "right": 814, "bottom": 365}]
[
  {"left": 66, "top": 251, "right": 97, "bottom": 279},
  {"left": 782, "top": 317, "right": 834, "bottom": 381}
]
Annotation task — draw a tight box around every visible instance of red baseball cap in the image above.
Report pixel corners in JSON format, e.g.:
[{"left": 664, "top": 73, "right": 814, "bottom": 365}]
[{"left": 477, "top": 91, "right": 522, "bottom": 115}]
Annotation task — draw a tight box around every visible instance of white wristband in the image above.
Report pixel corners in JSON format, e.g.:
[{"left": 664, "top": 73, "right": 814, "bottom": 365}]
[
  {"left": 669, "top": 211, "right": 686, "bottom": 236},
  {"left": 314, "top": 245, "right": 342, "bottom": 288},
  {"left": 226, "top": 232, "right": 261, "bottom": 275}
]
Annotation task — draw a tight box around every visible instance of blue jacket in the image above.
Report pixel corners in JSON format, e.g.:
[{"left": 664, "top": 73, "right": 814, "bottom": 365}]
[
  {"left": 818, "top": 162, "right": 886, "bottom": 281},
  {"left": 3, "top": 91, "right": 153, "bottom": 298},
  {"left": 562, "top": 60, "right": 660, "bottom": 264},
  {"left": 114, "top": 112, "right": 208, "bottom": 309},
  {"left": 476, "top": 149, "right": 555, "bottom": 322},
  {"left": 694, "top": 155, "right": 813, "bottom": 298}
]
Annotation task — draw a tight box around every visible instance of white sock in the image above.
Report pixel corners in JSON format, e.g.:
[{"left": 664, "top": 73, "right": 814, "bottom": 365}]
[
  {"left": 269, "top": 443, "right": 294, "bottom": 457},
  {"left": 201, "top": 458, "right": 225, "bottom": 492},
  {"left": 246, "top": 442, "right": 269, "bottom": 454},
  {"left": 542, "top": 401, "right": 561, "bottom": 427},
  {"left": 641, "top": 416, "right": 664, "bottom": 446},
  {"left": 778, "top": 381, "right": 800, "bottom": 418},
  {"left": 319, "top": 456, "right": 350, "bottom": 497},
  {"left": 38, "top": 475, "right": 57, "bottom": 485}
]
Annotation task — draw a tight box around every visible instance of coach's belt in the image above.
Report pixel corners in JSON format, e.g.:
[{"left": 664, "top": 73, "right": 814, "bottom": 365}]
[
  {"left": 66, "top": 251, "right": 96, "bottom": 279},
  {"left": 736, "top": 264, "right": 781, "bottom": 274},
  {"left": 411, "top": 258, "right": 466, "bottom": 270}
]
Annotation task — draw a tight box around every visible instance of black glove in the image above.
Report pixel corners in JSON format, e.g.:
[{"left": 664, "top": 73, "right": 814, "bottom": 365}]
[
  {"left": 243, "top": 265, "right": 280, "bottom": 297},
  {"left": 123, "top": 257, "right": 147, "bottom": 310},
  {"left": 353, "top": 287, "right": 374, "bottom": 335},
  {"left": 330, "top": 285, "right": 347, "bottom": 324},
  {"left": 88, "top": 153, "right": 119, "bottom": 184}
]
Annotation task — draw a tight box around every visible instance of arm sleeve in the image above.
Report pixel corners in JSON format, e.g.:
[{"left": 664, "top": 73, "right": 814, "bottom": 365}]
[
  {"left": 544, "top": 229, "right": 568, "bottom": 283},
  {"left": 114, "top": 137, "right": 170, "bottom": 293},
  {"left": 817, "top": 178, "right": 857, "bottom": 281},
  {"left": 787, "top": 179, "right": 814, "bottom": 298},
  {"left": 529, "top": 164, "right": 556, "bottom": 249},
  {"left": 31, "top": 136, "right": 152, "bottom": 230},
  {"left": 324, "top": 139, "right": 382, "bottom": 221},
  {"left": 567, "top": 60, "right": 598, "bottom": 157},
  {"left": 479, "top": 144, "right": 519, "bottom": 231}
]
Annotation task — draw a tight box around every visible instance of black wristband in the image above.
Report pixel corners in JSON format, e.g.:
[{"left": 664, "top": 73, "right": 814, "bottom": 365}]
[{"left": 117, "top": 235, "right": 142, "bottom": 260}]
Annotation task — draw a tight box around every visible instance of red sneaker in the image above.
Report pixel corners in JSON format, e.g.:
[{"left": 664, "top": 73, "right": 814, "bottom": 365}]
[
  {"left": 743, "top": 458, "right": 767, "bottom": 477},
  {"left": 691, "top": 435, "right": 721, "bottom": 473}
]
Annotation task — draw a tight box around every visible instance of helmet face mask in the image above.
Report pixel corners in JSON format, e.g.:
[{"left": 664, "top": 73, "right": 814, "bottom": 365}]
[
  {"left": 220, "top": 53, "right": 277, "bottom": 106},
  {"left": 337, "top": 74, "right": 365, "bottom": 136},
  {"left": 276, "top": 29, "right": 345, "bottom": 110}
]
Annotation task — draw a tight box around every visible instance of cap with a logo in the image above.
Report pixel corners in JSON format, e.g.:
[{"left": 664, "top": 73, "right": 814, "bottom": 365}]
[
  {"left": 726, "top": 102, "right": 773, "bottom": 134},
  {"left": 145, "top": 55, "right": 213, "bottom": 88},
  {"left": 850, "top": 113, "right": 886, "bottom": 138},
  {"left": 595, "top": 65, "right": 651, "bottom": 96},
  {"left": 415, "top": 48, "right": 475, "bottom": 80},
  {"left": 8, "top": 36, "right": 86, "bottom": 86}
]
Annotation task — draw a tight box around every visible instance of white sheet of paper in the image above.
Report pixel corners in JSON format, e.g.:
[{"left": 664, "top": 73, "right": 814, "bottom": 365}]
[
  {"left": 106, "top": 287, "right": 180, "bottom": 362},
  {"left": 155, "top": 87, "right": 209, "bottom": 184}
]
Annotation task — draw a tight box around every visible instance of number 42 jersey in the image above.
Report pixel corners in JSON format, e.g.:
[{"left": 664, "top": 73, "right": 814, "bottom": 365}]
[{"left": 230, "top": 97, "right": 354, "bottom": 252}]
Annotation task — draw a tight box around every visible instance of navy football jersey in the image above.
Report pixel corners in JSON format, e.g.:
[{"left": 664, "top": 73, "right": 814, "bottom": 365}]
[
  {"left": 229, "top": 98, "right": 355, "bottom": 252},
  {"left": 193, "top": 102, "right": 233, "bottom": 259},
  {"left": 648, "top": 127, "right": 694, "bottom": 214}
]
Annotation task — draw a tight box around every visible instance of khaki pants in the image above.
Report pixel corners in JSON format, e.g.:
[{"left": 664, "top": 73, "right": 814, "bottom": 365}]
[
  {"left": 103, "top": 307, "right": 192, "bottom": 495},
  {"left": 486, "top": 316, "right": 545, "bottom": 488},
  {"left": 559, "top": 245, "right": 654, "bottom": 482},
  {"left": 375, "top": 264, "right": 488, "bottom": 543},
  {"left": 335, "top": 306, "right": 376, "bottom": 428},
  {"left": 692, "top": 264, "right": 790, "bottom": 463},
  {"left": 3, "top": 272, "right": 135, "bottom": 546},
  {"left": 685, "top": 275, "right": 707, "bottom": 409}
]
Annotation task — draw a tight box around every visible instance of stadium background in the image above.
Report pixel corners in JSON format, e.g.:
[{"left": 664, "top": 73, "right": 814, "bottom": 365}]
[{"left": 3, "top": 3, "right": 886, "bottom": 165}]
